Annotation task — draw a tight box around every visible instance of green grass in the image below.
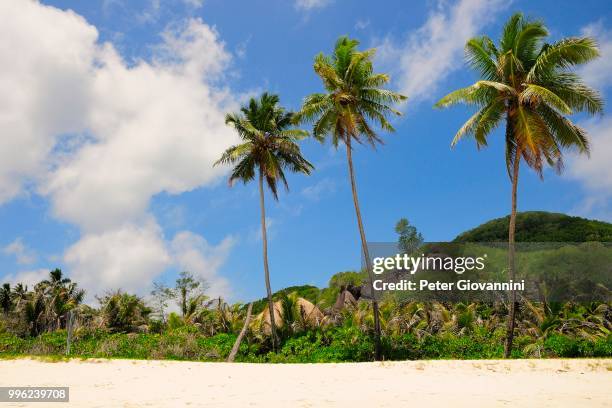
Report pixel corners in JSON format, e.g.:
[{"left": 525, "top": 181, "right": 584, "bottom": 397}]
[{"left": 1, "top": 328, "right": 609, "bottom": 363}]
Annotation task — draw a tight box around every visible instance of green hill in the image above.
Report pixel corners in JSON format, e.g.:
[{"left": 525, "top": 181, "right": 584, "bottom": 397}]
[
  {"left": 453, "top": 211, "right": 612, "bottom": 243},
  {"left": 248, "top": 212, "right": 611, "bottom": 308},
  {"left": 250, "top": 285, "right": 321, "bottom": 314}
]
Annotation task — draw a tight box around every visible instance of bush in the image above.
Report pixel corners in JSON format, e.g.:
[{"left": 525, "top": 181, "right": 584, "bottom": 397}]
[
  {"left": 0, "top": 326, "right": 610, "bottom": 362},
  {"left": 543, "top": 334, "right": 611, "bottom": 358},
  {"left": 167, "top": 313, "right": 184, "bottom": 330}
]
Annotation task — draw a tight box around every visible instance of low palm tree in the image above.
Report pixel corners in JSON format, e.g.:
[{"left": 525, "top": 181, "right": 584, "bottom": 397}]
[
  {"left": 215, "top": 93, "right": 314, "bottom": 351},
  {"left": 37, "top": 269, "right": 85, "bottom": 330},
  {"left": 12, "top": 283, "right": 28, "bottom": 309},
  {"left": 0, "top": 283, "right": 12, "bottom": 315},
  {"left": 39, "top": 268, "right": 71, "bottom": 290},
  {"left": 435, "top": 12, "right": 603, "bottom": 357},
  {"left": 297, "top": 36, "right": 406, "bottom": 360}
]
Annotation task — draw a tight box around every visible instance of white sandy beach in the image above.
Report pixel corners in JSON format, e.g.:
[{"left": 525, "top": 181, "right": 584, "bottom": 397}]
[{"left": 1, "top": 358, "right": 610, "bottom": 407}]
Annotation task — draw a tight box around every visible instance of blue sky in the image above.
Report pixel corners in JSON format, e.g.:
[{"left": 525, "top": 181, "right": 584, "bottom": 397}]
[{"left": 0, "top": 0, "right": 610, "bottom": 303}]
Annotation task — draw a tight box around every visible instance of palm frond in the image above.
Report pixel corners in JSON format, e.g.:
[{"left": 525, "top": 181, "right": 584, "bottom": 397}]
[
  {"left": 527, "top": 37, "right": 600, "bottom": 82},
  {"left": 520, "top": 84, "right": 572, "bottom": 114},
  {"left": 465, "top": 36, "right": 498, "bottom": 80}
]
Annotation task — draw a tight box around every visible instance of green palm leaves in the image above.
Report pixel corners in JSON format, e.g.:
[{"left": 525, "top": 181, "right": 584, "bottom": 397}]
[
  {"left": 216, "top": 92, "right": 313, "bottom": 352},
  {"left": 435, "top": 12, "right": 603, "bottom": 358},
  {"left": 297, "top": 36, "right": 406, "bottom": 148},
  {"left": 215, "top": 93, "right": 314, "bottom": 198},
  {"left": 435, "top": 12, "right": 603, "bottom": 177},
  {"left": 297, "top": 36, "right": 406, "bottom": 361}
]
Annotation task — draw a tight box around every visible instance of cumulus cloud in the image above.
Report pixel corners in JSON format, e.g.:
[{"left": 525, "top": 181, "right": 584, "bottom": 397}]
[
  {"left": 170, "top": 231, "right": 235, "bottom": 299},
  {"left": 64, "top": 221, "right": 171, "bottom": 297},
  {"left": 377, "top": 0, "right": 506, "bottom": 103},
  {"left": 580, "top": 23, "right": 612, "bottom": 90},
  {"left": 3, "top": 269, "right": 50, "bottom": 288},
  {"left": 40, "top": 18, "right": 237, "bottom": 232},
  {"left": 564, "top": 23, "right": 612, "bottom": 220},
  {"left": 565, "top": 117, "right": 612, "bottom": 220},
  {"left": 295, "top": 0, "right": 331, "bottom": 11},
  {"left": 3, "top": 238, "right": 37, "bottom": 265},
  {"left": 0, "top": 0, "right": 96, "bottom": 203},
  {"left": 62, "top": 222, "right": 237, "bottom": 299},
  {"left": 0, "top": 0, "right": 239, "bottom": 297}
]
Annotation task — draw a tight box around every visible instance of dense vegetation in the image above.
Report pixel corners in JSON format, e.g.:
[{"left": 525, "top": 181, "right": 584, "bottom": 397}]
[
  {"left": 1, "top": 325, "right": 609, "bottom": 363},
  {"left": 1, "top": 13, "right": 608, "bottom": 363},
  {"left": 454, "top": 212, "right": 612, "bottom": 243},
  {"left": 1, "top": 214, "right": 610, "bottom": 362}
]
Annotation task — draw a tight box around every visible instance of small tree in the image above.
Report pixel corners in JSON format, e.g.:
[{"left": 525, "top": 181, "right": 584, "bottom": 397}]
[
  {"left": 395, "top": 218, "right": 424, "bottom": 254},
  {"left": 150, "top": 282, "right": 174, "bottom": 323},
  {"left": 174, "top": 271, "right": 208, "bottom": 318}
]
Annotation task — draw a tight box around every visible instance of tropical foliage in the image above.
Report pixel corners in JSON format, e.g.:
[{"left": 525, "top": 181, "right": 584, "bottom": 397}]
[
  {"left": 1, "top": 15, "right": 607, "bottom": 364},
  {"left": 1, "top": 272, "right": 609, "bottom": 362}
]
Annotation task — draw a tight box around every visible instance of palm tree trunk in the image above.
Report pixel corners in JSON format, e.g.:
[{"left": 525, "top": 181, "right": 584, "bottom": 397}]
[
  {"left": 345, "top": 138, "right": 383, "bottom": 361},
  {"left": 504, "top": 152, "right": 520, "bottom": 358},
  {"left": 227, "top": 303, "right": 253, "bottom": 362},
  {"left": 259, "top": 169, "right": 278, "bottom": 351}
]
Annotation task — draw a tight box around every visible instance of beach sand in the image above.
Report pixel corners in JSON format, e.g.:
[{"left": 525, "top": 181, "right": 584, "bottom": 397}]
[{"left": 1, "top": 358, "right": 610, "bottom": 407}]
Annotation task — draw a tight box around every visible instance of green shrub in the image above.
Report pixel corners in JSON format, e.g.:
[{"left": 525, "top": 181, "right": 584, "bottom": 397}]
[
  {"left": 167, "top": 313, "right": 184, "bottom": 330},
  {"left": 542, "top": 334, "right": 610, "bottom": 357},
  {"left": 592, "top": 336, "right": 612, "bottom": 357},
  {"left": 0, "top": 327, "right": 610, "bottom": 362}
]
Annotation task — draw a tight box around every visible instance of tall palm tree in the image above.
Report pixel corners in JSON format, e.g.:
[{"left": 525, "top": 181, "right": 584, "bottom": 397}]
[
  {"left": 215, "top": 92, "right": 314, "bottom": 351},
  {"left": 297, "top": 36, "right": 406, "bottom": 360},
  {"left": 435, "top": 13, "right": 603, "bottom": 357}
]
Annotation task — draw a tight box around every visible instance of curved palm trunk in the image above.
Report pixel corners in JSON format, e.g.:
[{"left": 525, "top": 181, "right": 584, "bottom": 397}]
[
  {"left": 345, "top": 138, "right": 383, "bottom": 361},
  {"left": 259, "top": 170, "right": 278, "bottom": 351},
  {"left": 227, "top": 303, "right": 253, "bottom": 362},
  {"left": 504, "top": 153, "right": 520, "bottom": 358}
]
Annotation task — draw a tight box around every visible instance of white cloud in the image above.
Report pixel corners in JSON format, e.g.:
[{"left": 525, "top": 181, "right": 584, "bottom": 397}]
[
  {"left": 565, "top": 116, "right": 612, "bottom": 220},
  {"left": 377, "top": 0, "right": 506, "bottom": 103},
  {"left": 64, "top": 221, "right": 171, "bottom": 298},
  {"left": 3, "top": 269, "right": 49, "bottom": 288},
  {"left": 564, "top": 23, "right": 612, "bottom": 221},
  {"left": 295, "top": 0, "right": 331, "bottom": 11},
  {"left": 2, "top": 238, "right": 37, "bottom": 265},
  {"left": 301, "top": 178, "right": 336, "bottom": 201},
  {"left": 40, "top": 18, "right": 237, "bottom": 232},
  {"left": 580, "top": 23, "right": 612, "bottom": 90},
  {"left": 0, "top": 0, "right": 96, "bottom": 203},
  {"left": 170, "top": 231, "right": 235, "bottom": 299},
  {"left": 0, "top": 0, "right": 239, "bottom": 296}
]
